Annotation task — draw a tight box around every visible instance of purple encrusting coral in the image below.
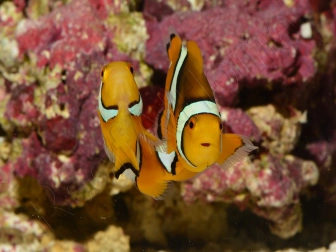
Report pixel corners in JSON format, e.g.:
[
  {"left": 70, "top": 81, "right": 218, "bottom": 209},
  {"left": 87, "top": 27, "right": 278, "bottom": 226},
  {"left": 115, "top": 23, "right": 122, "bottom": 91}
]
[
  {"left": 2, "top": 0, "right": 136, "bottom": 206},
  {"left": 182, "top": 154, "right": 318, "bottom": 238},
  {"left": 145, "top": 0, "right": 316, "bottom": 106},
  {"left": 15, "top": 0, "right": 106, "bottom": 68},
  {"left": 1, "top": 0, "right": 336, "bottom": 249},
  {"left": 181, "top": 103, "right": 319, "bottom": 238},
  {"left": 143, "top": 0, "right": 324, "bottom": 238}
]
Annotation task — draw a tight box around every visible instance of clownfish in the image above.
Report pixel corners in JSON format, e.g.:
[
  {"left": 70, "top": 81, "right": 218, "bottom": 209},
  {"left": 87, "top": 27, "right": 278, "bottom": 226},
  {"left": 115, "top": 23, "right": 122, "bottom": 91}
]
[
  {"left": 158, "top": 34, "right": 257, "bottom": 173},
  {"left": 128, "top": 134, "right": 199, "bottom": 199},
  {"left": 98, "top": 61, "right": 163, "bottom": 179}
]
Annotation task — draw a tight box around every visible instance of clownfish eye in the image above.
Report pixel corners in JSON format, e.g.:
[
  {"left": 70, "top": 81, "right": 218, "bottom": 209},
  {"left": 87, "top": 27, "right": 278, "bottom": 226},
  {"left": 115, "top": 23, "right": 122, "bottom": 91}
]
[
  {"left": 189, "top": 121, "right": 194, "bottom": 129},
  {"left": 130, "top": 66, "right": 134, "bottom": 74},
  {"left": 101, "top": 70, "right": 104, "bottom": 78}
]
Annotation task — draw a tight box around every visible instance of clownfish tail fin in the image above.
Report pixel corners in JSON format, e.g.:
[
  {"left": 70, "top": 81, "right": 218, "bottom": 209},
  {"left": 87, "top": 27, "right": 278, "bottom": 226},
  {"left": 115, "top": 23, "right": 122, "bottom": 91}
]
[{"left": 217, "top": 134, "right": 258, "bottom": 170}]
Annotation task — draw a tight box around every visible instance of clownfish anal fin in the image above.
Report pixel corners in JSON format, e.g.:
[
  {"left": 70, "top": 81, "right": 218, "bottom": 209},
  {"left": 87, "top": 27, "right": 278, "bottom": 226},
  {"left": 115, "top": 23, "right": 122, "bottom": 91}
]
[
  {"left": 217, "top": 134, "right": 258, "bottom": 170},
  {"left": 153, "top": 181, "right": 175, "bottom": 200},
  {"left": 136, "top": 175, "right": 174, "bottom": 200}
]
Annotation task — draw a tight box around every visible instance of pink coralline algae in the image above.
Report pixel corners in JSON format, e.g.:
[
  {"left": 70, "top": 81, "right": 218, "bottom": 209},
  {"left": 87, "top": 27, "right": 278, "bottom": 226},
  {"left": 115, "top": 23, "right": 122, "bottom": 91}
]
[
  {"left": 182, "top": 154, "right": 318, "bottom": 238},
  {"left": 145, "top": 0, "right": 316, "bottom": 106},
  {"left": 5, "top": 84, "right": 40, "bottom": 132},
  {"left": 182, "top": 103, "right": 318, "bottom": 238},
  {"left": 2, "top": 0, "right": 137, "bottom": 206},
  {"left": 219, "top": 107, "right": 261, "bottom": 142},
  {"left": 15, "top": 0, "right": 106, "bottom": 68},
  {"left": 5, "top": 54, "right": 109, "bottom": 206},
  {"left": 1, "top": 0, "right": 336, "bottom": 248}
]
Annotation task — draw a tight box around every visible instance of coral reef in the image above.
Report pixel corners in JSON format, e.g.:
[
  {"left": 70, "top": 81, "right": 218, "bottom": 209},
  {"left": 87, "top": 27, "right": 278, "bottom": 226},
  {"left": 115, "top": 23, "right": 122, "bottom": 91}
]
[
  {"left": 145, "top": 0, "right": 316, "bottom": 107},
  {"left": 0, "top": 210, "right": 86, "bottom": 251},
  {"left": 86, "top": 225, "right": 130, "bottom": 252},
  {"left": 0, "top": 0, "right": 336, "bottom": 250}
]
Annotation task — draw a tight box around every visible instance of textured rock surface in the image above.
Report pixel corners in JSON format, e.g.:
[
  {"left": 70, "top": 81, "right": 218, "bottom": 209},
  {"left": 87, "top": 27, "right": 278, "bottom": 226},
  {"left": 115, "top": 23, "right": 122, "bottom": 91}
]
[
  {"left": 0, "top": 0, "right": 336, "bottom": 250},
  {"left": 86, "top": 225, "right": 130, "bottom": 252},
  {"left": 0, "top": 210, "right": 86, "bottom": 252},
  {"left": 145, "top": 0, "right": 316, "bottom": 107}
]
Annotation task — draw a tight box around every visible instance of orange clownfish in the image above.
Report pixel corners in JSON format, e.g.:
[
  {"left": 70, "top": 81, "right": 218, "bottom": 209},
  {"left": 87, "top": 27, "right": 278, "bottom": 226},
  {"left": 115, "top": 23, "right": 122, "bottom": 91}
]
[
  {"left": 158, "top": 34, "right": 257, "bottom": 173},
  {"left": 98, "top": 61, "right": 163, "bottom": 179},
  {"left": 126, "top": 134, "right": 199, "bottom": 199}
]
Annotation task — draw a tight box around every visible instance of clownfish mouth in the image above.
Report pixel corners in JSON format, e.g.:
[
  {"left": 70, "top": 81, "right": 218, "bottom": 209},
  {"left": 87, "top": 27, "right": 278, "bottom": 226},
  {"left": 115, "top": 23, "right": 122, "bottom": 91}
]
[{"left": 201, "top": 143, "right": 210, "bottom": 147}]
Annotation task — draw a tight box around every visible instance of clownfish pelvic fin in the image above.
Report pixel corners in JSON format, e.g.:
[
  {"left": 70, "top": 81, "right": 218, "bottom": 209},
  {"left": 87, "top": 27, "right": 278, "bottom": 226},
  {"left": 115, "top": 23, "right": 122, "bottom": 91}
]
[
  {"left": 137, "top": 131, "right": 167, "bottom": 153},
  {"left": 217, "top": 134, "right": 258, "bottom": 170}
]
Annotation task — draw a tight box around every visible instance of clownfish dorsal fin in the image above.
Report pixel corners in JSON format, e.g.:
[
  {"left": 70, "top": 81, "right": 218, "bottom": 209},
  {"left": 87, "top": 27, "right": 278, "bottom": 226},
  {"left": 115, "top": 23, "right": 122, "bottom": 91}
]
[
  {"left": 217, "top": 134, "right": 258, "bottom": 170},
  {"left": 185, "top": 40, "right": 204, "bottom": 73},
  {"left": 165, "top": 34, "right": 187, "bottom": 113},
  {"left": 184, "top": 40, "right": 217, "bottom": 102},
  {"left": 166, "top": 33, "right": 179, "bottom": 61}
]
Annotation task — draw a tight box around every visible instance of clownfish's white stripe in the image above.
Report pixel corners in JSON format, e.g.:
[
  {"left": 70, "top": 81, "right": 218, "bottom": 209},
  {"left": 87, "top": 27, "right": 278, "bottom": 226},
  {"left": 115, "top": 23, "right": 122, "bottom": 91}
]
[
  {"left": 128, "top": 96, "right": 143, "bottom": 116},
  {"left": 170, "top": 44, "right": 188, "bottom": 112},
  {"left": 156, "top": 147, "right": 175, "bottom": 173},
  {"left": 98, "top": 82, "right": 118, "bottom": 122},
  {"left": 176, "top": 100, "right": 220, "bottom": 168},
  {"left": 122, "top": 139, "right": 141, "bottom": 183},
  {"left": 123, "top": 169, "right": 136, "bottom": 182}
]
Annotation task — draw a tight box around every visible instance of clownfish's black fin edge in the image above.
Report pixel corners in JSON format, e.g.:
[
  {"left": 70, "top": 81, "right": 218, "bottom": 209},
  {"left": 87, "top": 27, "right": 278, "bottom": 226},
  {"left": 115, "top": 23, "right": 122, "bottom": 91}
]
[
  {"left": 115, "top": 163, "right": 139, "bottom": 179},
  {"left": 166, "top": 42, "right": 170, "bottom": 54},
  {"left": 157, "top": 110, "right": 164, "bottom": 140}
]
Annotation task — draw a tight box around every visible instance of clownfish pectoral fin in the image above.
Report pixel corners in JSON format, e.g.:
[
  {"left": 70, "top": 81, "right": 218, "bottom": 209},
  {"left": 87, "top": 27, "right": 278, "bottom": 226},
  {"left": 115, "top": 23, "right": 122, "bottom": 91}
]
[{"left": 217, "top": 134, "right": 258, "bottom": 170}]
